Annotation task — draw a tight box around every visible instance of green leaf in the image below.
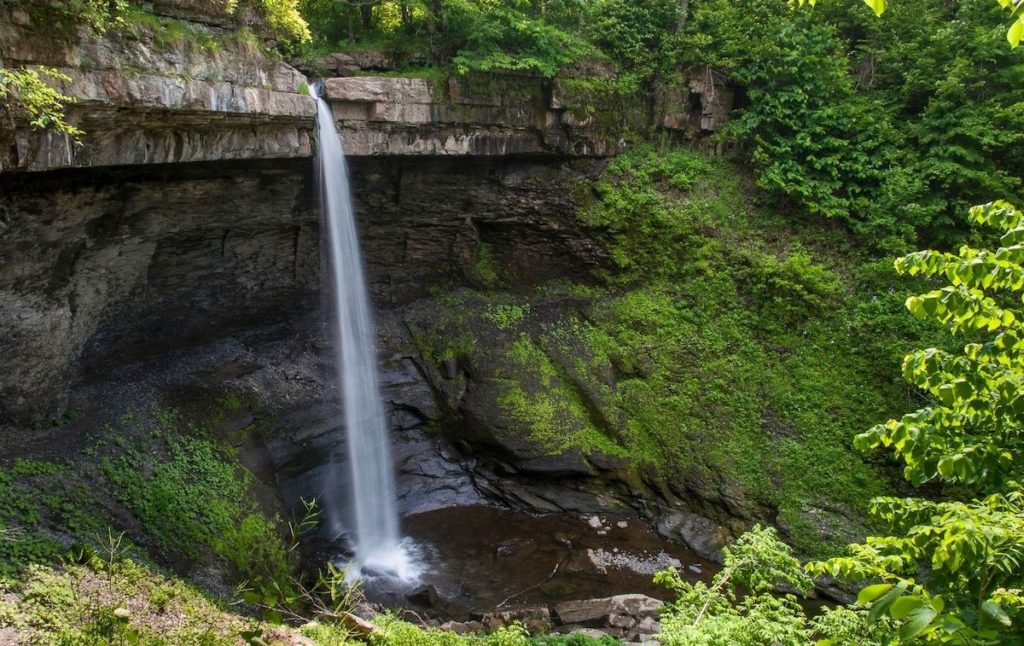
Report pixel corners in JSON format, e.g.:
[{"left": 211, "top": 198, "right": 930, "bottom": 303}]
[
  {"left": 858, "top": 583, "right": 894, "bottom": 605},
  {"left": 863, "top": 0, "right": 886, "bottom": 17},
  {"left": 890, "top": 595, "right": 924, "bottom": 619},
  {"left": 937, "top": 384, "right": 956, "bottom": 405},
  {"left": 981, "top": 601, "right": 1012, "bottom": 627},
  {"left": 899, "top": 605, "right": 938, "bottom": 640},
  {"left": 1009, "top": 18, "right": 1024, "bottom": 48},
  {"left": 868, "top": 584, "right": 906, "bottom": 623}
]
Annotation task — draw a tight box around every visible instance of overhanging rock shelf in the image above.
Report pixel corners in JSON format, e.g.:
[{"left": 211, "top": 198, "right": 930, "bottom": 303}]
[{"left": 2, "top": 0, "right": 731, "bottom": 172}]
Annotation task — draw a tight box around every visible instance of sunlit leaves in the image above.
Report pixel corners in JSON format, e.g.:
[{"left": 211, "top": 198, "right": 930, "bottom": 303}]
[
  {"left": 853, "top": 203, "right": 1024, "bottom": 492},
  {"left": 811, "top": 202, "right": 1024, "bottom": 643},
  {"left": 657, "top": 525, "right": 817, "bottom": 644},
  {"left": 0, "top": 67, "right": 83, "bottom": 142},
  {"left": 794, "top": 1, "right": 1024, "bottom": 49},
  {"left": 995, "top": 0, "right": 1024, "bottom": 47},
  {"left": 790, "top": 0, "right": 885, "bottom": 17}
]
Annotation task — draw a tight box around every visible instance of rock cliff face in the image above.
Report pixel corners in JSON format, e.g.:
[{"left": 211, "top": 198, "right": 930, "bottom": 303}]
[
  {"left": 1, "top": 2, "right": 742, "bottom": 557},
  {"left": 0, "top": 160, "right": 318, "bottom": 422},
  {"left": 0, "top": 3, "right": 315, "bottom": 172},
  {"left": 0, "top": 152, "right": 738, "bottom": 558}
]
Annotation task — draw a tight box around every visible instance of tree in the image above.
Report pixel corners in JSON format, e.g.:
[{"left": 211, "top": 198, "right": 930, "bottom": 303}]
[
  {"left": 808, "top": 201, "right": 1024, "bottom": 644},
  {"left": 791, "top": 0, "right": 1024, "bottom": 48}
]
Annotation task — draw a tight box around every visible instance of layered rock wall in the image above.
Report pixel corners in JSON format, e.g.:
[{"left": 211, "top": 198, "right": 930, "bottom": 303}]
[
  {"left": 0, "top": 3, "right": 315, "bottom": 172},
  {"left": 0, "top": 160, "right": 319, "bottom": 422},
  {"left": 0, "top": 2, "right": 742, "bottom": 555},
  {"left": 322, "top": 68, "right": 732, "bottom": 157}
]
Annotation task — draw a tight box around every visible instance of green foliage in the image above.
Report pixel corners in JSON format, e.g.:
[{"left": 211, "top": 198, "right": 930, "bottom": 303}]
[
  {"left": 43, "top": 0, "right": 130, "bottom": 31},
  {"left": 799, "top": 0, "right": 1024, "bottom": 49},
  {"left": 654, "top": 524, "right": 899, "bottom": 645},
  {"left": 415, "top": 147, "right": 912, "bottom": 556},
  {"left": 0, "top": 460, "right": 102, "bottom": 577},
  {"left": 579, "top": 144, "right": 720, "bottom": 277},
  {"left": 370, "top": 616, "right": 565, "bottom": 645},
  {"left": 0, "top": 67, "right": 83, "bottom": 142},
  {"left": 483, "top": 303, "right": 530, "bottom": 330},
  {"left": 859, "top": 202, "right": 1024, "bottom": 491},
  {"left": 0, "top": 551, "right": 256, "bottom": 645},
  {"left": 810, "top": 201, "right": 1024, "bottom": 644},
  {"left": 497, "top": 333, "right": 626, "bottom": 456},
  {"left": 297, "top": 0, "right": 590, "bottom": 76},
  {"left": 230, "top": 0, "right": 310, "bottom": 43},
  {"left": 529, "top": 635, "right": 620, "bottom": 646},
  {"left": 584, "top": 0, "right": 682, "bottom": 77},
  {"left": 99, "top": 411, "right": 297, "bottom": 609},
  {"left": 0, "top": 404, "right": 367, "bottom": 642},
  {"left": 446, "top": 0, "right": 593, "bottom": 77},
  {"left": 655, "top": 525, "right": 818, "bottom": 646},
  {"left": 684, "top": 0, "right": 900, "bottom": 236},
  {"left": 668, "top": 0, "right": 1024, "bottom": 245},
  {"left": 473, "top": 244, "right": 500, "bottom": 287}
]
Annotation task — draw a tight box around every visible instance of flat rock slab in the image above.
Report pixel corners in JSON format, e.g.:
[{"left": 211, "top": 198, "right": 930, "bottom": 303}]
[{"left": 554, "top": 594, "right": 663, "bottom": 624}]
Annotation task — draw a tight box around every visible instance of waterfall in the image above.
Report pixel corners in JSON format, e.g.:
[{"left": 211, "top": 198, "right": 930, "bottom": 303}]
[{"left": 310, "top": 86, "right": 416, "bottom": 580}]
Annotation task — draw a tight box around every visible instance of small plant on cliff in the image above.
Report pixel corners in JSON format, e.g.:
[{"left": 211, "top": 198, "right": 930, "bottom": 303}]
[{"left": 0, "top": 67, "right": 83, "bottom": 143}]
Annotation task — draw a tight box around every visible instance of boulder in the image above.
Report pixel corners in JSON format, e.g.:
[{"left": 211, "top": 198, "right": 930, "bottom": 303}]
[
  {"left": 554, "top": 594, "right": 663, "bottom": 625},
  {"left": 406, "top": 584, "right": 439, "bottom": 609},
  {"left": 635, "top": 616, "right": 660, "bottom": 635},
  {"left": 655, "top": 511, "right": 731, "bottom": 563},
  {"left": 481, "top": 607, "right": 551, "bottom": 633},
  {"left": 608, "top": 613, "right": 637, "bottom": 629}
]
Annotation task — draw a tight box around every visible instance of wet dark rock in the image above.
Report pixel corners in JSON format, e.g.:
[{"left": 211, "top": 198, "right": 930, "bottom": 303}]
[
  {"left": 656, "top": 511, "right": 731, "bottom": 564},
  {"left": 406, "top": 584, "right": 440, "bottom": 609},
  {"left": 513, "top": 450, "right": 596, "bottom": 477}
]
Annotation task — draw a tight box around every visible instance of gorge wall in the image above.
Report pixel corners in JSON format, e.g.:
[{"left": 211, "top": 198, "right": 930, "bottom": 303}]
[{"left": 1, "top": 0, "right": 750, "bottom": 561}]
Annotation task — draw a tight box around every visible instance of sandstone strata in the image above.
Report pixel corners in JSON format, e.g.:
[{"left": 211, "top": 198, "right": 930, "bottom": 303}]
[
  {"left": 322, "top": 67, "right": 732, "bottom": 157},
  {"left": 0, "top": 3, "right": 314, "bottom": 172}
]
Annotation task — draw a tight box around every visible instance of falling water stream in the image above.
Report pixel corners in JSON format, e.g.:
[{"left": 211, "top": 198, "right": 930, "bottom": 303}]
[{"left": 310, "top": 86, "right": 418, "bottom": 581}]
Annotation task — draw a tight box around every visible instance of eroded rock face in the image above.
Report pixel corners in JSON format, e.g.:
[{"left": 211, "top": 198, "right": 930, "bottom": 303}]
[
  {"left": 0, "top": 4, "right": 314, "bottom": 172},
  {"left": 1, "top": 150, "right": 749, "bottom": 557},
  {"left": 322, "top": 69, "right": 733, "bottom": 158},
  {"left": 0, "top": 160, "right": 318, "bottom": 422},
  {"left": 0, "top": 154, "right": 616, "bottom": 508}
]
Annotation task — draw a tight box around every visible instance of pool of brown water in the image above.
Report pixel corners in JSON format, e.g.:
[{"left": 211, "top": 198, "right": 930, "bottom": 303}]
[{"left": 360, "top": 505, "right": 718, "bottom": 619}]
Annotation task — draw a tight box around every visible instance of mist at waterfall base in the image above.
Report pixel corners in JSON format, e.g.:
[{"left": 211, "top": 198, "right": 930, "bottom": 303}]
[{"left": 311, "top": 86, "right": 420, "bottom": 584}]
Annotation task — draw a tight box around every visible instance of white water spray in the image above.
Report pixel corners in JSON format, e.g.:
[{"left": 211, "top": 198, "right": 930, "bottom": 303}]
[{"left": 310, "top": 86, "right": 418, "bottom": 581}]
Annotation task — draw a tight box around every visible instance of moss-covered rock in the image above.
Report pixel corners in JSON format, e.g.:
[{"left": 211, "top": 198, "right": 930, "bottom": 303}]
[{"left": 405, "top": 146, "right": 947, "bottom": 557}]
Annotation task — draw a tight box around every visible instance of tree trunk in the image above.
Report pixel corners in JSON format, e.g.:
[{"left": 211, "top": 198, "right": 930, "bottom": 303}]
[
  {"left": 676, "top": 0, "right": 690, "bottom": 33},
  {"left": 361, "top": 4, "right": 373, "bottom": 31},
  {"left": 400, "top": 2, "right": 412, "bottom": 33}
]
